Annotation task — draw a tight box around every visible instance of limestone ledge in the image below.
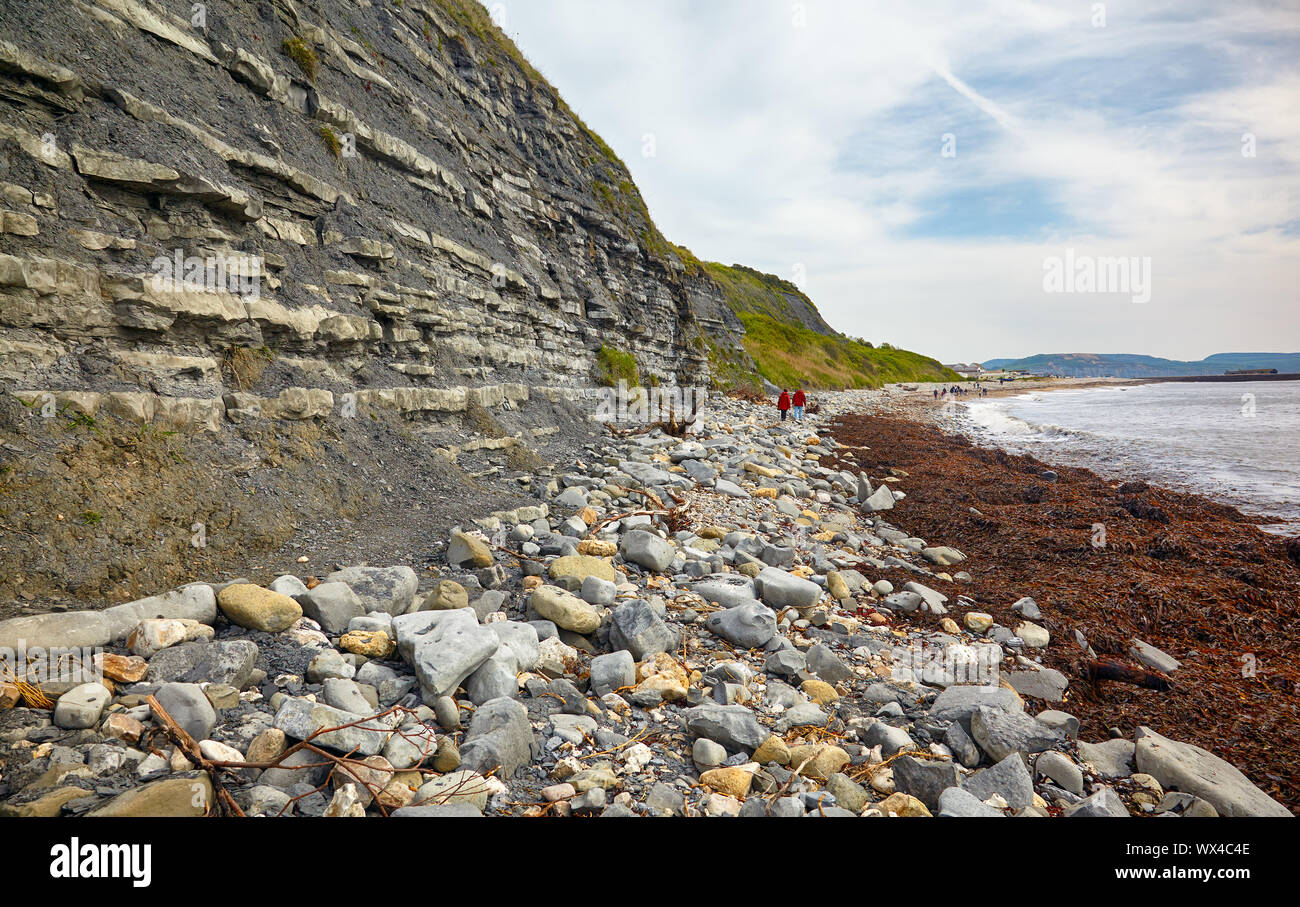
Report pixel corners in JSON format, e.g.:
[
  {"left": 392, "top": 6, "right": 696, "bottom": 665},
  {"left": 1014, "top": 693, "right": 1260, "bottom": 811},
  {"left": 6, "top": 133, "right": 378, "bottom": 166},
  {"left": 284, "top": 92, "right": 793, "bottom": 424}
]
[
  {"left": 0, "top": 0, "right": 724, "bottom": 396},
  {"left": 9, "top": 382, "right": 536, "bottom": 431}
]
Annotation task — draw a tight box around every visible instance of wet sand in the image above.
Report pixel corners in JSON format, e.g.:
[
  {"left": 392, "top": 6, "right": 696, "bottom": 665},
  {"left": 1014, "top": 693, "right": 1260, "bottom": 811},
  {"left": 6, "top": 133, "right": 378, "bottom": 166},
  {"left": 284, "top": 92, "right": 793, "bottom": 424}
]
[{"left": 881, "top": 376, "right": 1146, "bottom": 413}]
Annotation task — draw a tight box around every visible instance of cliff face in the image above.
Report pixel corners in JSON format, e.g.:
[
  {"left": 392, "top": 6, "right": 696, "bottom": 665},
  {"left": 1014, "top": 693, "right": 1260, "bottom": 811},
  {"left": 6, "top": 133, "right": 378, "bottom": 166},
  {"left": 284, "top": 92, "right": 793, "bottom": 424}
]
[
  {"left": 0, "top": 0, "right": 955, "bottom": 605},
  {"left": 0, "top": 0, "right": 768, "bottom": 424}
]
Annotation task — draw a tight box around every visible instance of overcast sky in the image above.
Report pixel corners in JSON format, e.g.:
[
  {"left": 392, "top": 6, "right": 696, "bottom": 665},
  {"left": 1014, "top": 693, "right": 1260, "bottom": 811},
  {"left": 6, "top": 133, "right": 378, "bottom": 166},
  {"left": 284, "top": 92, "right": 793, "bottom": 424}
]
[{"left": 499, "top": 1, "right": 1300, "bottom": 364}]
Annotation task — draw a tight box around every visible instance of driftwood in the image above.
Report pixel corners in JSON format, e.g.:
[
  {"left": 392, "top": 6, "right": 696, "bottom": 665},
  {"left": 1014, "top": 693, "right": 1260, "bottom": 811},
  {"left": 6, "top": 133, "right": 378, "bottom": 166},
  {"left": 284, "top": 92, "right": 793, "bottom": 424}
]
[
  {"left": 605, "top": 406, "right": 700, "bottom": 438},
  {"left": 1084, "top": 659, "right": 1172, "bottom": 691},
  {"left": 147, "top": 697, "right": 488, "bottom": 817},
  {"left": 147, "top": 694, "right": 246, "bottom": 816}
]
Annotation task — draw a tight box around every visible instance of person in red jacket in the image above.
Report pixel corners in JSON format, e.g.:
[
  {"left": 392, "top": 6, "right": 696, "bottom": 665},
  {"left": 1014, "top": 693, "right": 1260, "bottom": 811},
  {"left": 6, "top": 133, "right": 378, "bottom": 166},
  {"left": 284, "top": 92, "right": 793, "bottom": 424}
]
[
  {"left": 792, "top": 387, "right": 807, "bottom": 422},
  {"left": 777, "top": 389, "right": 791, "bottom": 421}
]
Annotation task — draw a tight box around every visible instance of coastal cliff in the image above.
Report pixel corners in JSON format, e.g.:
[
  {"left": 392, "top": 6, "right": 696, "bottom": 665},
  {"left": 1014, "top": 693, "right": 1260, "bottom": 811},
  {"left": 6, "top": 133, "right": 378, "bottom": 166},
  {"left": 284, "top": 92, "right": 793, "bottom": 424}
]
[{"left": 0, "top": 0, "right": 950, "bottom": 604}]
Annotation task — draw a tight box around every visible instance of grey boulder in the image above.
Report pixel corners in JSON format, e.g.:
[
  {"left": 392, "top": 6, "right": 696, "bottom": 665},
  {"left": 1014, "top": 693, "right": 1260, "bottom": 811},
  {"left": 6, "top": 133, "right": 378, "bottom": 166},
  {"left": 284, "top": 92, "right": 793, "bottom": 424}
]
[
  {"left": 154, "top": 682, "right": 217, "bottom": 741},
  {"left": 618, "top": 530, "right": 676, "bottom": 572},
  {"left": 961, "top": 753, "right": 1035, "bottom": 810},
  {"left": 589, "top": 650, "right": 635, "bottom": 697},
  {"left": 609, "top": 599, "right": 680, "bottom": 660},
  {"left": 392, "top": 608, "right": 500, "bottom": 703},
  {"left": 298, "top": 582, "right": 365, "bottom": 634},
  {"left": 683, "top": 703, "right": 768, "bottom": 753},
  {"left": 458, "top": 697, "right": 535, "bottom": 778},
  {"left": 324, "top": 566, "right": 418, "bottom": 615},
  {"left": 969, "top": 705, "right": 1062, "bottom": 761},
  {"left": 705, "top": 600, "right": 777, "bottom": 649},
  {"left": 1134, "top": 726, "right": 1292, "bottom": 818},
  {"left": 147, "top": 639, "right": 258, "bottom": 689},
  {"left": 689, "top": 574, "right": 758, "bottom": 609},
  {"left": 753, "top": 566, "right": 822, "bottom": 609}
]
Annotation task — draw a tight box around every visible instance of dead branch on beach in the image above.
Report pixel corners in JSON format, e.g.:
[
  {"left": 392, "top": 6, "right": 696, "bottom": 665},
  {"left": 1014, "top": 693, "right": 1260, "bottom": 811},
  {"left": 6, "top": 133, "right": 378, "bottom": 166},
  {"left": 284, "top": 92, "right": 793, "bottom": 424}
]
[
  {"left": 604, "top": 405, "right": 701, "bottom": 439},
  {"left": 147, "top": 696, "right": 468, "bottom": 817},
  {"left": 1083, "top": 659, "right": 1172, "bottom": 692}
]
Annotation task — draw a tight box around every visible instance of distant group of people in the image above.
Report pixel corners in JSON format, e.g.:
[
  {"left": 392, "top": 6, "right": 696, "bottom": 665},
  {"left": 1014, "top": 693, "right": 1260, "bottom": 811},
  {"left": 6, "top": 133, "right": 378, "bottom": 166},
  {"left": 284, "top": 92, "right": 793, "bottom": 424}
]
[
  {"left": 934, "top": 384, "right": 987, "bottom": 398},
  {"left": 776, "top": 387, "right": 807, "bottom": 422}
]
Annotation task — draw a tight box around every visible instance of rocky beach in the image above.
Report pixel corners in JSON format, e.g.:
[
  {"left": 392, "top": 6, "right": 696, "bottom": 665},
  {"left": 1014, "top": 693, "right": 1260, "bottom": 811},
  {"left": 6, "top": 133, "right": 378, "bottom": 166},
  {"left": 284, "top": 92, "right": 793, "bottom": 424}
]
[
  {"left": 2, "top": 389, "right": 1293, "bottom": 819},
  {"left": 0, "top": 0, "right": 1295, "bottom": 844}
]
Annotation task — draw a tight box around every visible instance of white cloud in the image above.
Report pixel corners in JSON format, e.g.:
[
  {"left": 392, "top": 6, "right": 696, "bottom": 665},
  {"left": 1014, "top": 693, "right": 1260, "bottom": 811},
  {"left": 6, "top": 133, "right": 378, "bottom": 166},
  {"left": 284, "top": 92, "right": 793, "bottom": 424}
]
[{"left": 504, "top": 0, "right": 1300, "bottom": 362}]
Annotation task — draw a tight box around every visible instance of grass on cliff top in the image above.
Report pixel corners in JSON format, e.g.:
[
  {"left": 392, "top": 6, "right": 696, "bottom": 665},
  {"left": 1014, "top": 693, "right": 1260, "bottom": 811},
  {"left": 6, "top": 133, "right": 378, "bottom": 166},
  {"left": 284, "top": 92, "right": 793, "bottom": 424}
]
[
  {"left": 737, "top": 312, "right": 959, "bottom": 390},
  {"left": 703, "top": 261, "right": 815, "bottom": 327}
]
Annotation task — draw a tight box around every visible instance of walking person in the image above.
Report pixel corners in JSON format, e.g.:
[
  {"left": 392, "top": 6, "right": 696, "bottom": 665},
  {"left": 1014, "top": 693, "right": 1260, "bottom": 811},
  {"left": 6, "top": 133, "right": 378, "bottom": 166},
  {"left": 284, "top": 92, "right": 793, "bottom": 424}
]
[
  {"left": 777, "top": 388, "right": 791, "bottom": 421},
  {"left": 792, "top": 387, "right": 806, "bottom": 422}
]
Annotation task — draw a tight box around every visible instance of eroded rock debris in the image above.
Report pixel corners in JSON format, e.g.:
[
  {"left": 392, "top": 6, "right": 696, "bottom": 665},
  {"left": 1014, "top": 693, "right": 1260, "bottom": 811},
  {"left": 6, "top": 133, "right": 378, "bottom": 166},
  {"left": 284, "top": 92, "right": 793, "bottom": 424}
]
[{"left": 0, "top": 393, "right": 1293, "bottom": 818}]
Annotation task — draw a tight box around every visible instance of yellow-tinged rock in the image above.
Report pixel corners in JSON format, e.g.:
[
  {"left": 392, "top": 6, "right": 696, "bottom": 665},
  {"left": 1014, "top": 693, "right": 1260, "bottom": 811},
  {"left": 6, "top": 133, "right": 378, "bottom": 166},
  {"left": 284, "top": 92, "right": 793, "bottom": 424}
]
[
  {"left": 531, "top": 585, "right": 602, "bottom": 634},
  {"left": 700, "top": 763, "right": 758, "bottom": 799},
  {"left": 217, "top": 584, "right": 302, "bottom": 633},
  {"left": 965, "top": 612, "right": 994, "bottom": 633},
  {"left": 790, "top": 565, "right": 815, "bottom": 578},
  {"left": 786, "top": 744, "right": 851, "bottom": 780},
  {"left": 577, "top": 506, "right": 600, "bottom": 525},
  {"left": 805, "top": 435, "right": 820, "bottom": 445},
  {"left": 548, "top": 554, "right": 616, "bottom": 584},
  {"left": 744, "top": 462, "right": 781, "bottom": 478},
  {"left": 752, "top": 487, "right": 778, "bottom": 499},
  {"left": 880, "top": 792, "right": 932, "bottom": 817},
  {"left": 737, "top": 562, "right": 762, "bottom": 578},
  {"left": 101, "top": 712, "right": 145, "bottom": 743},
  {"left": 794, "top": 517, "right": 815, "bottom": 528},
  {"left": 424, "top": 579, "right": 468, "bottom": 611},
  {"left": 801, "top": 679, "right": 839, "bottom": 705},
  {"left": 95, "top": 652, "right": 148, "bottom": 683},
  {"left": 697, "top": 525, "right": 727, "bottom": 539},
  {"left": 576, "top": 538, "right": 617, "bottom": 557},
  {"left": 522, "top": 575, "right": 543, "bottom": 591},
  {"left": 0, "top": 786, "right": 87, "bottom": 817},
  {"left": 940, "top": 618, "right": 960, "bottom": 634},
  {"left": 246, "top": 728, "right": 287, "bottom": 765},
  {"left": 341, "top": 630, "right": 395, "bottom": 658},
  {"left": 87, "top": 775, "right": 214, "bottom": 817},
  {"left": 826, "top": 571, "right": 850, "bottom": 601},
  {"left": 752, "top": 734, "right": 790, "bottom": 766},
  {"left": 449, "top": 531, "right": 494, "bottom": 568},
  {"left": 812, "top": 530, "right": 836, "bottom": 542},
  {"left": 634, "top": 652, "right": 689, "bottom": 701},
  {"left": 377, "top": 775, "right": 418, "bottom": 810},
  {"left": 0, "top": 682, "right": 20, "bottom": 710}
]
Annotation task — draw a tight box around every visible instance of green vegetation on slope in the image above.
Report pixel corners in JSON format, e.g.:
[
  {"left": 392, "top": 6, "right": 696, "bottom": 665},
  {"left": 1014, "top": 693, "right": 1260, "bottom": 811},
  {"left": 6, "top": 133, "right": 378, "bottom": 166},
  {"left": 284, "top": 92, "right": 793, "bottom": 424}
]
[
  {"left": 594, "top": 344, "right": 640, "bottom": 387},
  {"left": 705, "top": 263, "right": 957, "bottom": 389},
  {"left": 703, "top": 262, "right": 826, "bottom": 331},
  {"left": 736, "top": 312, "right": 957, "bottom": 390}
]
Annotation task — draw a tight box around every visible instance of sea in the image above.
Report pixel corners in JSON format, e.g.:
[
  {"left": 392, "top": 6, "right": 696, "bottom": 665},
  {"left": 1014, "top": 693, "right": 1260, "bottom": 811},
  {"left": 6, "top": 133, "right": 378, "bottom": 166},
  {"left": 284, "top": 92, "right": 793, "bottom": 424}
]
[{"left": 947, "top": 380, "right": 1300, "bottom": 537}]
